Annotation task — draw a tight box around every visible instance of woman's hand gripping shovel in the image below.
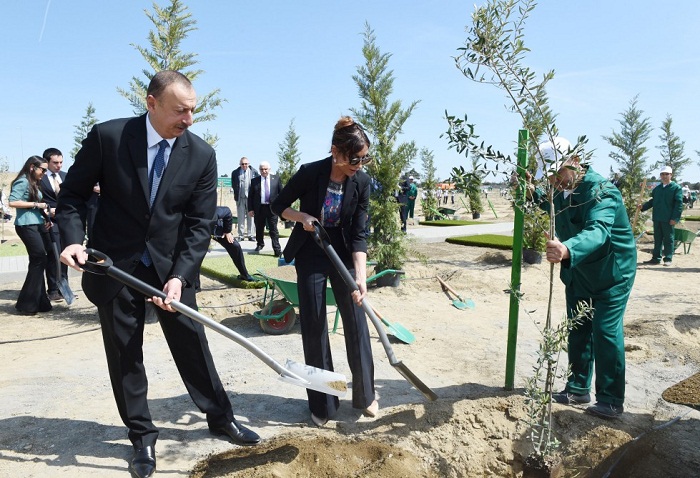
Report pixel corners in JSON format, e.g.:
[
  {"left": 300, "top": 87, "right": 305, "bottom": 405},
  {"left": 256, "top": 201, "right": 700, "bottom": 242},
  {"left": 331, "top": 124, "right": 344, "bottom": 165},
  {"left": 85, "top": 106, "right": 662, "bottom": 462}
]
[
  {"left": 80, "top": 249, "right": 347, "bottom": 398},
  {"left": 310, "top": 222, "right": 437, "bottom": 401}
]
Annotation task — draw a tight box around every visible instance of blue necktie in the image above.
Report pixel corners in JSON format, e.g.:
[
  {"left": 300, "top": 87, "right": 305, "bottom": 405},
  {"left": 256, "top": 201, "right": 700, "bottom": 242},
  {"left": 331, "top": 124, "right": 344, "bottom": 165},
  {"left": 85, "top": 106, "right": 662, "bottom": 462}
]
[{"left": 142, "top": 139, "right": 168, "bottom": 266}]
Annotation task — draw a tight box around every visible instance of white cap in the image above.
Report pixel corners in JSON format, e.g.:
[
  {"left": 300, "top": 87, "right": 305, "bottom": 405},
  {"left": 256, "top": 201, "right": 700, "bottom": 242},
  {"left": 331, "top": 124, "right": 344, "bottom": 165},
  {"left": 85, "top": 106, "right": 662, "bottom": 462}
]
[
  {"left": 536, "top": 137, "right": 572, "bottom": 179},
  {"left": 660, "top": 166, "right": 672, "bottom": 174}
]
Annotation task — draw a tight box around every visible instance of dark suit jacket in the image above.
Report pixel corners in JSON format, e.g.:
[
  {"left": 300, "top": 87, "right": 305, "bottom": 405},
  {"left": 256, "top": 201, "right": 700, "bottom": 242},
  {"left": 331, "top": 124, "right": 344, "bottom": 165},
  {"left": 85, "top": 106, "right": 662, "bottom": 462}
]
[
  {"left": 247, "top": 174, "right": 282, "bottom": 214},
  {"left": 230, "top": 166, "right": 259, "bottom": 202},
  {"left": 56, "top": 114, "right": 217, "bottom": 305},
  {"left": 271, "top": 156, "right": 369, "bottom": 262},
  {"left": 40, "top": 170, "right": 67, "bottom": 209},
  {"left": 213, "top": 206, "right": 234, "bottom": 237}
]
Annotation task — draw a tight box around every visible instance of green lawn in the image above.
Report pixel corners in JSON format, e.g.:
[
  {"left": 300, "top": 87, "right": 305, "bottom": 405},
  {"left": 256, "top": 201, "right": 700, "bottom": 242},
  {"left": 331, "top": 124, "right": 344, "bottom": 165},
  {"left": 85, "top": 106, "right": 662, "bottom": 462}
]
[
  {"left": 200, "top": 253, "right": 278, "bottom": 288},
  {"left": 446, "top": 234, "right": 513, "bottom": 250},
  {"left": 0, "top": 239, "right": 25, "bottom": 257}
]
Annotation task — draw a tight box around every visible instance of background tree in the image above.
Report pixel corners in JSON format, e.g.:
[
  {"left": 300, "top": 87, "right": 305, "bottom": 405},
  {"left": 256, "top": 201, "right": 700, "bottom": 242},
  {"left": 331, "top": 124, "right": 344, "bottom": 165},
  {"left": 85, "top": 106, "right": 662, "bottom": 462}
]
[
  {"left": 117, "top": 0, "right": 224, "bottom": 145},
  {"left": 602, "top": 95, "right": 652, "bottom": 226},
  {"left": 276, "top": 119, "right": 301, "bottom": 187},
  {"left": 71, "top": 103, "right": 99, "bottom": 160},
  {"left": 419, "top": 148, "right": 439, "bottom": 220},
  {"left": 655, "top": 114, "right": 691, "bottom": 180},
  {"left": 351, "top": 23, "right": 419, "bottom": 271}
]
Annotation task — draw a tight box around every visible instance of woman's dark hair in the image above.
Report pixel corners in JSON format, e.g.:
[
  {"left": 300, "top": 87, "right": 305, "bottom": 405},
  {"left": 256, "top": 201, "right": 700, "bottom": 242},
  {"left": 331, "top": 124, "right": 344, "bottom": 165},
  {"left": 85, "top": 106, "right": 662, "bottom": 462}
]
[
  {"left": 12, "top": 156, "right": 47, "bottom": 202},
  {"left": 331, "top": 116, "right": 370, "bottom": 157}
]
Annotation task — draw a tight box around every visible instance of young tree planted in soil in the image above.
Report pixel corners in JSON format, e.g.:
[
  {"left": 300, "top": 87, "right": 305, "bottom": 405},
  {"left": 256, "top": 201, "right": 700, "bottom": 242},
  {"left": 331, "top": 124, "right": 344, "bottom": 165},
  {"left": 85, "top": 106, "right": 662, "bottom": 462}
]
[
  {"left": 71, "top": 103, "right": 99, "bottom": 161},
  {"left": 351, "top": 22, "right": 419, "bottom": 271},
  {"left": 420, "top": 148, "right": 440, "bottom": 220},
  {"left": 603, "top": 95, "right": 652, "bottom": 234},
  {"left": 447, "top": 0, "right": 593, "bottom": 470},
  {"left": 118, "top": 0, "right": 224, "bottom": 146},
  {"left": 655, "top": 114, "right": 691, "bottom": 181}
]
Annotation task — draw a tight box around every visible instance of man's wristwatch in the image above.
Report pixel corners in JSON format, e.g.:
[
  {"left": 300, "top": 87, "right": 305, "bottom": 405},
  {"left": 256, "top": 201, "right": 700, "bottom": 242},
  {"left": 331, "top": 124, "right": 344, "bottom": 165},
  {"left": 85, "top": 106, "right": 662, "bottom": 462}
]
[{"left": 168, "top": 274, "right": 188, "bottom": 287}]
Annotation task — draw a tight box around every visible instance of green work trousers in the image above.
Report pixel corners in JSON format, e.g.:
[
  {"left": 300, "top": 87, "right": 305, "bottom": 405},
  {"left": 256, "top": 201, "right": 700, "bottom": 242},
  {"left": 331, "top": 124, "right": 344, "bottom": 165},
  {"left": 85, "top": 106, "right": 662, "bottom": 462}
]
[
  {"left": 652, "top": 220, "right": 675, "bottom": 263},
  {"left": 565, "top": 287, "right": 629, "bottom": 407}
]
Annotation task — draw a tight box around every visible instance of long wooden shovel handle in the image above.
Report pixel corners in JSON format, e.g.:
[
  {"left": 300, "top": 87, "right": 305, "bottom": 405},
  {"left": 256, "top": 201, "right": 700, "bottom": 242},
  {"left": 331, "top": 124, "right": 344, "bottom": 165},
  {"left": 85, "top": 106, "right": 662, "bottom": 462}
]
[
  {"left": 632, "top": 178, "right": 647, "bottom": 232},
  {"left": 436, "top": 276, "right": 460, "bottom": 298}
]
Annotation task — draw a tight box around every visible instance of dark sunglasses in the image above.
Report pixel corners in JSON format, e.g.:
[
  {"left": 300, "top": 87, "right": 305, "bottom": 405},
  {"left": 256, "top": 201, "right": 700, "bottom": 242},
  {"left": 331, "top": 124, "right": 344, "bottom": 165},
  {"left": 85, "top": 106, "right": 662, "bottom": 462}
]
[
  {"left": 348, "top": 154, "right": 372, "bottom": 166},
  {"left": 36, "top": 166, "right": 48, "bottom": 173}
]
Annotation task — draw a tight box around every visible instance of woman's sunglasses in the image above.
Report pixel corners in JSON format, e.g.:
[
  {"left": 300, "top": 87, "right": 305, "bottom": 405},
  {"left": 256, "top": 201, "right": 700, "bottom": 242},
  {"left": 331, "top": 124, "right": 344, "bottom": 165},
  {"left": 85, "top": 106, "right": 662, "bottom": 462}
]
[{"left": 348, "top": 154, "right": 373, "bottom": 166}]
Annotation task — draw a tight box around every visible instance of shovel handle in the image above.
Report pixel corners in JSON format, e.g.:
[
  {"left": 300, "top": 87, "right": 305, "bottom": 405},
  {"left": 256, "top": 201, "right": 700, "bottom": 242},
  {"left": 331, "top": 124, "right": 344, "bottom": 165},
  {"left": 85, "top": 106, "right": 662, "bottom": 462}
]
[
  {"left": 82, "top": 249, "right": 306, "bottom": 383},
  {"left": 436, "top": 275, "right": 460, "bottom": 298}
]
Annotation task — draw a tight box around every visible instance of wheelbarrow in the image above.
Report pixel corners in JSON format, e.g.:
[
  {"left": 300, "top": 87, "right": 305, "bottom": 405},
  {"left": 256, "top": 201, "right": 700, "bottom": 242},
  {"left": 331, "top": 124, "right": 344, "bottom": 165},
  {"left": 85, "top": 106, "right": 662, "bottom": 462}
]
[
  {"left": 674, "top": 227, "right": 698, "bottom": 254},
  {"left": 253, "top": 269, "right": 340, "bottom": 335},
  {"left": 253, "top": 268, "right": 415, "bottom": 343}
]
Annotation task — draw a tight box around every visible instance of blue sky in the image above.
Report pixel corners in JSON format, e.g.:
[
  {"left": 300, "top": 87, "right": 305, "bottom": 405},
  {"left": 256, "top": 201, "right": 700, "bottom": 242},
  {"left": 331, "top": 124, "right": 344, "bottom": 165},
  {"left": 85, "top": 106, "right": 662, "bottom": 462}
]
[{"left": 3, "top": 0, "right": 700, "bottom": 183}]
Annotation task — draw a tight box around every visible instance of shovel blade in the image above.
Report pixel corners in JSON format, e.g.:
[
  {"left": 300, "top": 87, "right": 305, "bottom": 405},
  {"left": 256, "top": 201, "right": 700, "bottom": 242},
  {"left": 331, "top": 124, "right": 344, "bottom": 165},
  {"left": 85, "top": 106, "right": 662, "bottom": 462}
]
[
  {"left": 280, "top": 360, "right": 347, "bottom": 398},
  {"left": 58, "top": 279, "right": 75, "bottom": 305},
  {"left": 385, "top": 321, "right": 416, "bottom": 344},
  {"left": 393, "top": 361, "right": 438, "bottom": 401}
]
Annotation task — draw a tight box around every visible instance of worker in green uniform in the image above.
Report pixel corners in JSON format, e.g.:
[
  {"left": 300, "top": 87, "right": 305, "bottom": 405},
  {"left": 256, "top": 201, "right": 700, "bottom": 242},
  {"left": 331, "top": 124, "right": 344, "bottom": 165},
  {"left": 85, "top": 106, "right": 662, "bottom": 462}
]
[
  {"left": 529, "top": 137, "right": 637, "bottom": 419},
  {"left": 406, "top": 176, "right": 418, "bottom": 224},
  {"left": 638, "top": 166, "right": 683, "bottom": 266}
]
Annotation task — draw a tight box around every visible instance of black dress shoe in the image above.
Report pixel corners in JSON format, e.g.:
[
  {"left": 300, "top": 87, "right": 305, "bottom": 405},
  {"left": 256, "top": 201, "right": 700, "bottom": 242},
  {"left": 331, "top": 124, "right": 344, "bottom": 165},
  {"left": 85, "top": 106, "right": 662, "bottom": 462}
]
[
  {"left": 130, "top": 446, "right": 156, "bottom": 478},
  {"left": 273, "top": 251, "right": 281, "bottom": 257},
  {"left": 254, "top": 245, "right": 264, "bottom": 252},
  {"left": 210, "top": 420, "right": 260, "bottom": 446}
]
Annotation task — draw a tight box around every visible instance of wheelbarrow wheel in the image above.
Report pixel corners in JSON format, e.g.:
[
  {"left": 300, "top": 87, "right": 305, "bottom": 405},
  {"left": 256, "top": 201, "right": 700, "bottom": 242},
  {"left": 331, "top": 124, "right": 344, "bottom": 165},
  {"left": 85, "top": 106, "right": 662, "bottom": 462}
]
[{"left": 259, "top": 299, "right": 297, "bottom": 335}]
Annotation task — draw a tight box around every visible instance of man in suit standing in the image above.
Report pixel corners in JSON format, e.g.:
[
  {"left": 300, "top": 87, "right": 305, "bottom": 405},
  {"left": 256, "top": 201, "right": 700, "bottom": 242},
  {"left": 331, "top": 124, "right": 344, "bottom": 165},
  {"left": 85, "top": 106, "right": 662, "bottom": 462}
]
[
  {"left": 40, "top": 147, "right": 68, "bottom": 302},
  {"left": 231, "top": 157, "right": 258, "bottom": 241},
  {"left": 57, "top": 71, "right": 260, "bottom": 478},
  {"left": 248, "top": 161, "right": 282, "bottom": 256}
]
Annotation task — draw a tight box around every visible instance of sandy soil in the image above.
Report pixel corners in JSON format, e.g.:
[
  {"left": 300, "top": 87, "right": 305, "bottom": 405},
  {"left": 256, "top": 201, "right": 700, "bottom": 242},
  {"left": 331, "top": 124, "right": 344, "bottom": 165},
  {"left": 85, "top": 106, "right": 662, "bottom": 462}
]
[{"left": 1, "top": 194, "right": 699, "bottom": 477}]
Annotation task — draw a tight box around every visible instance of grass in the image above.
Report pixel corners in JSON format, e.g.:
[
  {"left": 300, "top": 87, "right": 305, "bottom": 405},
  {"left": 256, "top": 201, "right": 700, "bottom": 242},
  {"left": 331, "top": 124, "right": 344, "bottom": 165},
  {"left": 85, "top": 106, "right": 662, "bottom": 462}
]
[
  {"left": 683, "top": 216, "right": 700, "bottom": 221},
  {"left": 0, "top": 239, "right": 26, "bottom": 257},
  {"left": 200, "top": 253, "right": 278, "bottom": 288},
  {"left": 446, "top": 234, "right": 513, "bottom": 250}
]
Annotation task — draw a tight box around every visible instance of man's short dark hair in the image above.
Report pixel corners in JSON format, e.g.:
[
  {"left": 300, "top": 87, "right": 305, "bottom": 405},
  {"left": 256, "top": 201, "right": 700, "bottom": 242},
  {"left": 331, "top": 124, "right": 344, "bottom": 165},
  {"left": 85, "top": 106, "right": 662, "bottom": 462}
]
[
  {"left": 42, "top": 148, "right": 62, "bottom": 160},
  {"left": 147, "top": 70, "right": 193, "bottom": 99}
]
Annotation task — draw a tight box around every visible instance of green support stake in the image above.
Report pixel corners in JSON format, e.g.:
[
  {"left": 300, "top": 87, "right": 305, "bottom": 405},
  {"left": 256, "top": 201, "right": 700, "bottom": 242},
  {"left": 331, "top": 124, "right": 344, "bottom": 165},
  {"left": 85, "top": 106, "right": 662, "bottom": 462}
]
[{"left": 505, "top": 129, "right": 528, "bottom": 390}]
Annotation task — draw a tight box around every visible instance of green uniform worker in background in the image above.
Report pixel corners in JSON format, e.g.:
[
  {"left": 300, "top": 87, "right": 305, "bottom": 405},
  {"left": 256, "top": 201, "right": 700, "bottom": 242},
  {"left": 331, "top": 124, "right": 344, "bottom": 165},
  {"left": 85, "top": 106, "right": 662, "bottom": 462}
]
[
  {"left": 531, "top": 137, "right": 637, "bottom": 419},
  {"left": 406, "top": 176, "right": 418, "bottom": 221},
  {"left": 638, "top": 166, "right": 683, "bottom": 266}
]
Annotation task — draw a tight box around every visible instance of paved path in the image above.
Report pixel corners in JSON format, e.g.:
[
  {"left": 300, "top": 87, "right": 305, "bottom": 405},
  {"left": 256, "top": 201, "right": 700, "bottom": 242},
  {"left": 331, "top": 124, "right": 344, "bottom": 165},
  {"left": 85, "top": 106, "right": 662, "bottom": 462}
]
[{"left": 0, "top": 221, "right": 514, "bottom": 284}]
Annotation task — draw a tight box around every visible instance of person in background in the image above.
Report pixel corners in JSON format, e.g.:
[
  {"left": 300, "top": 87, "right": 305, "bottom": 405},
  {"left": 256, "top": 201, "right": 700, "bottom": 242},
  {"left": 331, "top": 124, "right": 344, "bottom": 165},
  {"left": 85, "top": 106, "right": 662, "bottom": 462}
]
[
  {"left": 397, "top": 178, "right": 409, "bottom": 232},
  {"left": 248, "top": 161, "right": 282, "bottom": 256},
  {"left": 231, "top": 157, "right": 258, "bottom": 241},
  {"left": 271, "top": 116, "right": 378, "bottom": 427},
  {"left": 529, "top": 137, "right": 636, "bottom": 419},
  {"left": 638, "top": 166, "right": 683, "bottom": 266},
  {"left": 57, "top": 71, "right": 260, "bottom": 478},
  {"left": 8, "top": 156, "right": 53, "bottom": 315},
  {"left": 40, "top": 147, "right": 69, "bottom": 302},
  {"left": 212, "top": 205, "right": 255, "bottom": 281},
  {"left": 406, "top": 176, "right": 417, "bottom": 225},
  {"left": 1, "top": 190, "right": 13, "bottom": 222}
]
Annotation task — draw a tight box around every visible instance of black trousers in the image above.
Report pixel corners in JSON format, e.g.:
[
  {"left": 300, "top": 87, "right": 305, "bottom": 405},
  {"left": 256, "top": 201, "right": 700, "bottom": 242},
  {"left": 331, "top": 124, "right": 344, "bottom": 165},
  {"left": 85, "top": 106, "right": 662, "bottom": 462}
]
[
  {"left": 294, "top": 228, "right": 375, "bottom": 419},
  {"left": 45, "top": 222, "right": 68, "bottom": 294},
  {"left": 15, "top": 224, "right": 52, "bottom": 313},
  {"left": 96, "top": 263, "right": 234, "bottom": 449},
  {"left": 254, "top": 204, "right": 281, "bottom": 253},
  {"left": 212, "top": 236, "right": 250, "bottom": 277}
]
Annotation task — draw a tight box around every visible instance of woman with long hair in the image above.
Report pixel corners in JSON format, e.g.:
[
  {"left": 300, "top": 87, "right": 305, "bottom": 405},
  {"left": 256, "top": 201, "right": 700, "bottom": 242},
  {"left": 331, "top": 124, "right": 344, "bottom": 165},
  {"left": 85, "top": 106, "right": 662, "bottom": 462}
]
[
  {"left": 271, "top": 116, "right": 377, "bottom": 426},
  {"left": 9, "top": 156, "right": 53, "bottom": 315}
]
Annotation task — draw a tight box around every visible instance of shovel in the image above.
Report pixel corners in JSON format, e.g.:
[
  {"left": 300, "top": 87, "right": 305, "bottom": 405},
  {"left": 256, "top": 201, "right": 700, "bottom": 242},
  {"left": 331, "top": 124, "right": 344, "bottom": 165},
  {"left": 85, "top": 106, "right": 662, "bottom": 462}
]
[
  {"left": 371, "top": 305, "right": 416, "bottom": 345},
  {"left": 80, "top": 248, "right": 347, "bottom": 398},
  {"left": 311, "top": 223, "right": 437, "bottom": 401},
  {"left": 436, "top": 276, "right": 474, "bottom": 310}
]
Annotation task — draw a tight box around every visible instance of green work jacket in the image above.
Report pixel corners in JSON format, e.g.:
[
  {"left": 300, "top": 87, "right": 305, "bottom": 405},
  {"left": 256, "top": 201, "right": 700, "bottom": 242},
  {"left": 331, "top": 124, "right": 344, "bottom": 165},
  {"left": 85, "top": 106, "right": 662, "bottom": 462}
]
[
  {"left": 536, "top": 168, "right": 637, "bottom": 299},
  {"left": 640, "top": 181, "right": 683, "bottom": 222}
]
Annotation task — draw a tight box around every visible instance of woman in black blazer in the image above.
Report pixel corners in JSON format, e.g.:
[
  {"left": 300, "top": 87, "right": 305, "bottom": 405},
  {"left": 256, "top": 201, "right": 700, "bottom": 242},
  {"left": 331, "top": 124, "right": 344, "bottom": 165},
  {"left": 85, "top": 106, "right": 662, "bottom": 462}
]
[{"left": 271, "top": 116, "right": 377, "bottom": 426}]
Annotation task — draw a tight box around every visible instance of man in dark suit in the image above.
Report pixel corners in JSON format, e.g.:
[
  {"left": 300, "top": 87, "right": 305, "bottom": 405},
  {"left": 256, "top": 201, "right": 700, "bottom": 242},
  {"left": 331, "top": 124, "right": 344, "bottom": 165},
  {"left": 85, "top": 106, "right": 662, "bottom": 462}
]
[
  {"left": 230, "top": 157, "right": 258, "bottom": 241},
  {"left": 248, "top": 161, "right": 282, "bottom": 256},
  {"left": 40, "top": 147, "right": 68, "bottom": 301},
  {"left": 212, "top": 206, "right": 255, "bottom": 281},
  {"left": 57, "top": 71, "right": 260, "bottom": 478}
]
